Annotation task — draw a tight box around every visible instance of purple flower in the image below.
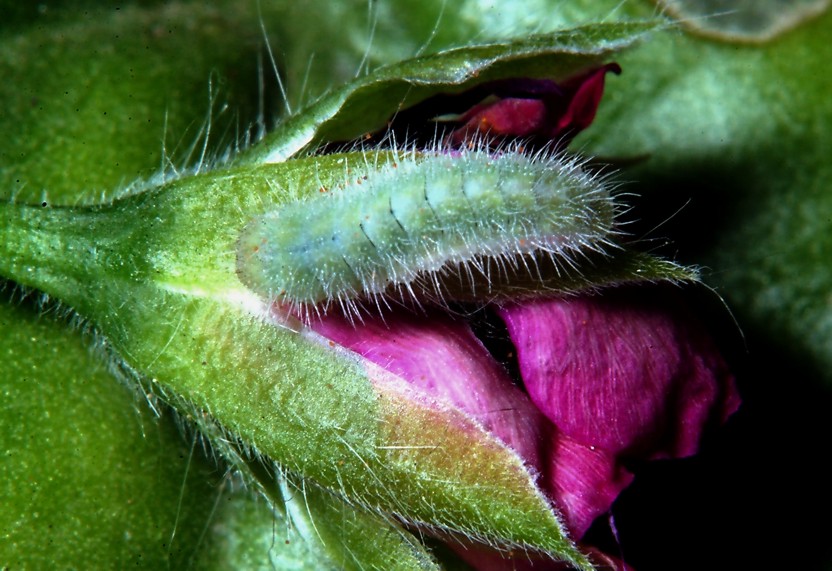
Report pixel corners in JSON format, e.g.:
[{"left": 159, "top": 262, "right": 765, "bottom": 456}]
[{"left": 312, "top": 287, "right": 739, "bottom": 556}]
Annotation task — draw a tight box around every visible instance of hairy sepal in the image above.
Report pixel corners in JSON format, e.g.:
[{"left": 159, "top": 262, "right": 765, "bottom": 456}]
[{"left": 239, "top": 21, "right": 663, "bottom": 164}]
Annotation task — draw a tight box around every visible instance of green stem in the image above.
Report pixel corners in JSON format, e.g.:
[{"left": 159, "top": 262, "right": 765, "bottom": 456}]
[{"left": 0, "top": 200, "right": 140, "bottom": 314}]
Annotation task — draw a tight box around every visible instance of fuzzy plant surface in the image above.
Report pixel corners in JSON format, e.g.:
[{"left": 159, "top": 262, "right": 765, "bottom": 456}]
[{"left": 1, "top": 1, "right": 830, "bottom": 570}]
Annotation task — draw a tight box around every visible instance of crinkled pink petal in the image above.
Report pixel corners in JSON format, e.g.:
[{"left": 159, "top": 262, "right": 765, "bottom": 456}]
[
  {"left": 544, "top": 433, "right": 634, "bottom": 538},
  {"left": 312, "top": 310, "right": 550, "bottom": 473},
  {"left": 496, "top": 288, "right": 741, "bottom": 461}
]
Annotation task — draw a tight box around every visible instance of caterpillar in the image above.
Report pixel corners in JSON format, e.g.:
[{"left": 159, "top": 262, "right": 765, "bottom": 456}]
[{"left": 236, "top": 146, "right": 619, "bottom": 320}]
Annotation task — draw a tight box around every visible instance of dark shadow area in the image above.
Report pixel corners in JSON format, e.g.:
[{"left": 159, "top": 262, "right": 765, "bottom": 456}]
[
  {"left": 579, "top": 148, "right": 832, "bottom": 569},
  {"left": 613, "top": 157, "right": 752, "bottom": 267},
  {"left": 608, "top": 325, "right": 832, "bottom": 570}
]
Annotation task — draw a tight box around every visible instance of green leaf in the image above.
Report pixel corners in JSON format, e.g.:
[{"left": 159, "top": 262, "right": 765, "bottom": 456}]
[
  {"left": 198, "top": 435, "right": 442, "bottom": 571},
  {"left": 270, "top": 470, "right": 442, "bottom": 571},
  {"left": 0, "top": 2, "right": 270, "bottom": 204},
  {"left": 0, "top": 289, "right": 440, "bottom": 570},
  {"left": 265, "top": 0, "right": 661, "bottom": 107},
  {"left": 0, "top": 297, "right": 220, "bottom": 568},
  {"left": 432, "top": 249, "right": 697, "bottom": 303}
]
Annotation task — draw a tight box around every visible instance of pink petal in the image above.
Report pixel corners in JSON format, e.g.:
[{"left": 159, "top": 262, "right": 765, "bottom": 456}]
[
  {"left": 552, "top": 63, "right": 622, "bottom": 138},
  {"left": 447, "top": 98, "right": 548, "bottom": 145},
  {"left": 544, "top": 433, "right": 634, "bottom": 538},
  {"left": 312, "top": 310, "right": 550, "bottom": 473},
  {"left": 497, "top": 288, "right": 740, "bottom": 461}
]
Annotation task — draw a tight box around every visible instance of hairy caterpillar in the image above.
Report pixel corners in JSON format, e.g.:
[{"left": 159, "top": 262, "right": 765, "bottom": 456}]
[{"left": 236, "top": 146, "right": 618, "bottom": 320}]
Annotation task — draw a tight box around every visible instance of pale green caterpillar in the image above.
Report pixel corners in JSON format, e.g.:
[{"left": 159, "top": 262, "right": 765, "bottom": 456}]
[{"left": 236, "top": 147, "right": 618, "bottom": 319}]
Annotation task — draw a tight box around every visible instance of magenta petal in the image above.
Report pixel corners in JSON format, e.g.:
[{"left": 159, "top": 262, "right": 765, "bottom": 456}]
[
  {"left": 551, "top": 62, "right": 622, "bottom": 138},
  {"left": 545, "top": 433, "right": 634, "bottom": 538},
  {"left": 497, "top": 288, "right": 740, "bottom": 461},
  {"left": 312, "top": 310, "right": 551, "bottom": 473},
  {"left": 448, "top": 98, "right": 548, "bottom": 145}
]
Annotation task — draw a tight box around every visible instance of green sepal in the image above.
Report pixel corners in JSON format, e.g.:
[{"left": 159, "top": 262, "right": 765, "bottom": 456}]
[{"left": 239, "top": 21, "right": 662, "bottom": 164}]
